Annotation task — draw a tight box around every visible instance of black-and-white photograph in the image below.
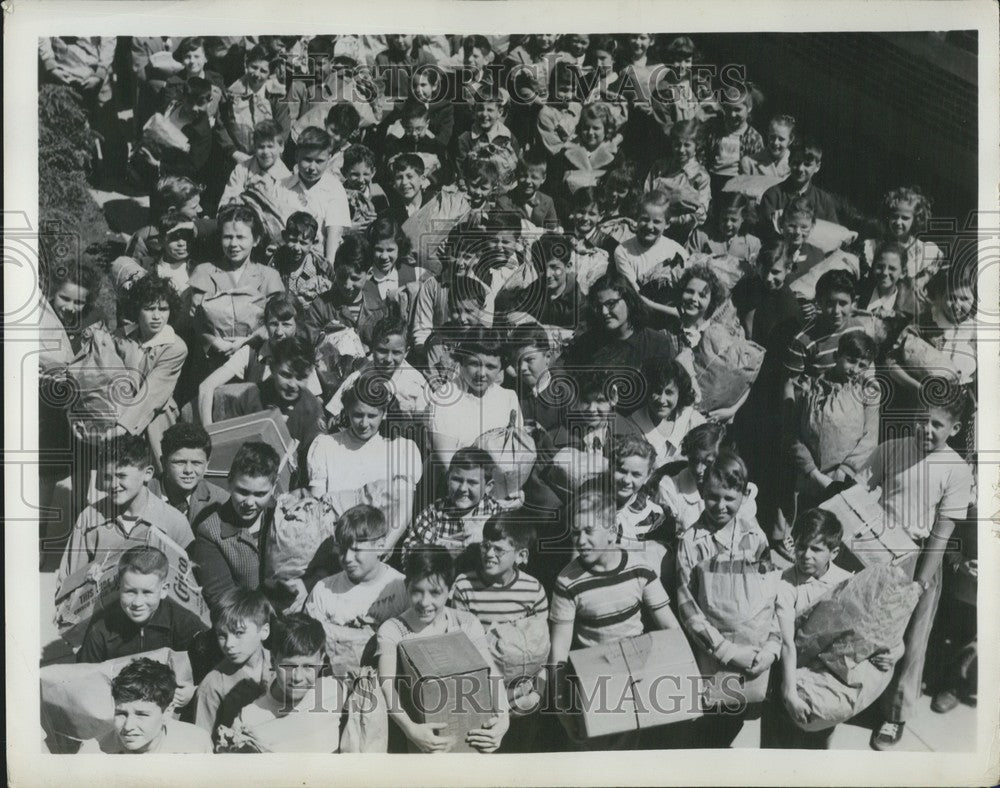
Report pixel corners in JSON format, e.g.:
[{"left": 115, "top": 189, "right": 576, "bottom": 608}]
[{"left": 5, "top": 3, "right": 998, "bottom": 782}]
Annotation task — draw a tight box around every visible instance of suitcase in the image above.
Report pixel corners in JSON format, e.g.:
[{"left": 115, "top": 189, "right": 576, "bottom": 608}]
[{"left": 205, "top": 409, "right": 297, "bottom": 493}]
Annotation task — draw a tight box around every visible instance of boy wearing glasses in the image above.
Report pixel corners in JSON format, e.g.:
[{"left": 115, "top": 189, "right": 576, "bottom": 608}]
[{"left": 304, "top": 505, "right": 408, "bottom": 677}]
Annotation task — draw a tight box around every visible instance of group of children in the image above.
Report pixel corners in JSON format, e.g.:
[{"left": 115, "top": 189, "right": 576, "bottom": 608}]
[{"left": 40, "top": 33, "right": 978, "bottom": 755}]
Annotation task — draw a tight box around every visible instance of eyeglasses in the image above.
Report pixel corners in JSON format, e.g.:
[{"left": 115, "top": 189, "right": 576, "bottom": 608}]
[
  {"left": 480, "top": 542, "right": 512, "bottom": 557},
  {"left": 596, "top": 296, "right": 623, "bottom": 313}
]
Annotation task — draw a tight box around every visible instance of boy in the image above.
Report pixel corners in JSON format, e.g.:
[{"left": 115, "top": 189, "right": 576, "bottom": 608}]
[
  {"left": 219, "top": 119, "right": 291, "bottom": 209},
  {"left": 758, "top": 137, "right": 840, "bottom": 241},
  {"left": 57, "top": 435, "right": 194, "bottom": 587},
  {"left": 279, "top": 126, "right": 352, "bottom": 265},
  {"left": 513, "top": 327, "right": 565, "bottom": 435},
  {"left": 268, "top": 211, "right": 332, "bottom": 310},
  {"left": 534, "top": 231, "right": 580, "bottom": 328},
  {"left": 675, "top": 452, "right": 780, "bottom": 748},
  {"left": 304, "top": 231, "right": 388, "bottom": 351},
  {"left": 453, "top": 94, "right": 520, "bottom": 175},
  {"left": 549, "top": 477, "right": 679, "bottom": 746},
  {"left": 77, "top": 546, "right": 207, "bottom": 664},
  {"left": 304, "top": 505, "right": 408, "bottom": 676},
  {"left": 79, "top": 658, "right": 212, "bottom": 753},
  {"left": 234, "top": 612, "right": 347, "bottom": 752},
  {"left": 191, "top": 442, "right": 280, "bottom": 618},
  {"left": 148, "top": 422, "right": 228, "bottom": 528},
  {"left": 426, "top": 327, "right": 524, "bottom": 465},
  {"left": 732, "top": 242, "right": 803, "bottom": 348},
  {"left": 782, "top": 269, "right": 872, "bottom": 386},
  {"left": 787, "top": 332, "right": 879, "bottom": 514},
  {"left": 612, "top": 189, "right": 689, "bottom": 305},
  {"left": 381, "top": 100, "right": 448, "bottom": 190},
  {"left": 195, "top": 588, "right": 273, "bottom": 735},
  {"left": 401, "top": 447, "right": 504, "bottom": 562},
  {"left": 341, "top": 144, "right": 389, "bottom": 231},
  {"left": 778, "top": 197, "right": 825, "bottom": 290},
  {"left": 497, "top": 148, "right": 560, "bottom": 230},
  {"left": 867, "top": 386, "right": 974, "bottom": 750},
  {"left": 386, "top": 152, "right": 430, "bottom": 226},
  {"left": 324, "top": 103, "right": 361, "bottom": 179}
]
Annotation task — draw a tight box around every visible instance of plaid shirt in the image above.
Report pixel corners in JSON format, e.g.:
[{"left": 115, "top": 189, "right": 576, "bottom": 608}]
[
  {"left": 675, "top": 512, "right": 780, "bottom": 665},
  {"left": 401, "top": 496, "right": 503, "bottom": 559}
]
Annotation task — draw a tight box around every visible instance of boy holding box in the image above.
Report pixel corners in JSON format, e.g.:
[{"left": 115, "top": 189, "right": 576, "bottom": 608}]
[{"left": 867, "top": 386, "right": 974, "bottom": 750}]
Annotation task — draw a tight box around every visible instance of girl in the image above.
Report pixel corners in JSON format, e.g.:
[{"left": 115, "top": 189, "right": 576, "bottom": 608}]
[
  {"left": 196, "top": 292, "right": 323, "bottom": 426},
  {"left": 217, "top": 44, "right": 289, "bottom": 166},
  {"left": 861, "top": 186, "right": 943, "bottom": 295},
  {"left": 740, "top": 113, "right": 795, "bottom": 178},
  {"left": 377, "top": 547, "right": 510, "bottom": 753},
  {"left": 112, "top": 275, "right": 188, "bottom": 462},
  {"left": 536, "top": 61, "right": 584, "bottom": 156},
  {"left": 596, "top": 162, "right": 642, "bottom": 243},
  {"left": 648, "top": 36, "right": 715, "bottom": 133},
  {"left": 643, "top": 119, "right": 712, "bottom": 242},
  {"left": 557, "top": 103, "right": 622, "bottom": 194},
  {"left": 188, "top": 203, "right": 285, "bottom": 369},
  {"left": 581, "top": 35, "right": 629, "bottom": 130},
  {"left": 39, "top": 261, "right": 102, "bottom": 373},
  {"left": 307, "top": 377, "right": 423, "bottom": 551},
  {"left": 149, "top": 209, "right": 196, "bottom": 297},
  {"left": 686, "top": 192, "right": 762, "bottom": 271},
  {"left": 366, "top": 217, "right": 423, "bottom": 310},
  {"left": 857, "top": 241, "right": 919, "bottom": 319},
  {"left": 616, "top": 357, "right": 706, "bottom": 468}
]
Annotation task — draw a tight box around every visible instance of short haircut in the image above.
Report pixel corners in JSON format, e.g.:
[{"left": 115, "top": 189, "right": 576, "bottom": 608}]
[
  {"left": 400, "top": 99, "right": 430, "bottom": 123},
  {"left": 836, "top": 331, "right": 877, "bottom": 362},
  {"left": 342, "top": 143, "right": 377, "bottom": 173},
  {"left": 792, "top": 508, "right": 843, "bottom": 551},
  {"left": 183, "top": 76, "right": 213, "bottom": 101},
  {"left": 449, "top": 446, "right": 498, "bottom": 479},
  {"left": 160, "top": 422, "right": 212, "bottom": 462},
  {"left": 570, "top": 186, "right": 601, "bottom": 213},
  {"left": 336, "top": 504, "right": 388, "bottom": 546},
  {"left": 453, "top": 325, "right": 505, "bottom": 360},
  {"left": 462, "top": 155, "right": 502, "bottom": 185},
  {"left": 573, "top": 474, "right": 617, "bottom": 519},
  {"left": 482, "top": 512, "right": 535, "bottom": 552},
  {"left": 269, "top": 612, "right": 325, "bottom": 660},
  {"left": 264, "top": 291, "right": 300, "bottom": 323},
  {"left": 789, "top": 137, "right": 823, "bottom": 163},
  {"left": 296, "top": 126, "right": 333, "bottom": 155},
  {"left": 448, "top": 276, "right": 488, "bottom": 309},
  {"left": 228, "top": 441, "right": 280, "bottom": 482},
  {"left": 530, "top": 234, "right": 572, "bottom": 274},
  {"left": 245, "top": 44, "right": 271, "bottom": 66},
  {"left": 815, "top": 269, "right": 857, "bottom": 301},
  {"left": 639, "top": 188, "right": 671, "bottom": 213},
  {"left": 511, "top": 325, "right": 551, "bottom": 356},
  {"left": 104, "top": 433, "right": 153, "bottom": 472},
  {"left": 924, "top": 380, "right": 968, "bottom": 422},
  {"left": 757, "top": 242, "right": 795, "bottom": 272},
  {"left": 111, "top": 657, "right": 176, "bottom": 710},
  {"left": 612, "top": 434, "right": 657, "bottom": 471},
  {"left": 150, "top": 175, "right": 202, "bottom": 220},
  {"left": 782, "top": 196, "right": 816, "bottom": 225},
  {"left": 157, "top": 207, "right": 196, "bottom": 237},
  {"left": 326, "top": 103, "right": 361, "bottom": 136},
  {"left": 404, "top": 545, "right": 455, "bottom": 588},
  {"left": 122, "top": 274, "right": 181, "bottom": 324},
  {"left": 645, "top": 357, "right": 695, "bottom": 410},
  {"left": 713, "top": 191, "right": 751, "bottom": 221},
  {"left": 670, "top": 118, "right": 701, "bottom": 143},
  {"left": 462, "top": 35, "right": 492, "bottom": 57},
  {"left": 173, "top": 36, "right": 205, "bottom": 61},
  {"left": 663, "top": 35, "right": 698, "bottom": 61},
  {"left": 118, "top": 545, "right": 169, "bottom": 581},
  {"left": 519, "top": 146, "right": 549, "bottom": 171},
  {"left": 370, "top": 314, "right": 409, "bottom": 347},
  {"left": 701, "top": 449, "right": 749, "bottom": 493},
  {"left": 341, "top": 369, "right": 393, "bottom": 412},
  {"left": 217, "top": 203, "right": 263, "bottom": 239},
  {"left": 333, "top": 232, "right": 371, "bottom": 274},
  {"left": 926, "top": 262, "right": 977, "bottom": 302},
  {"left": 215, "top": 587, "right": 273, "bottom": 633},
  {"left": 578, "top": 102, "right": 616, "bottom": 135},
  {"left": 284, "top": 211, "right": 319, "bottom": 241},
  {"left": 252, "top": 119, "right": 283, "bottom": 145},
  {"left": 268, "top": 334, "right": 315, "bottom": 376},
  {"left": 873, "top": 240, "right": 909, "bottom": 269},
  {"left": 389, "top": 152, "right": 425, "bottom": 176},
  {"left": 483, "top": 210, "right": 521, "bottom": 235},
  {"left": 676, "top": 264, "right": 727, "bottom": 318},
  {"left": 680, "top": 421, "right": 728, "bottom": 457}
]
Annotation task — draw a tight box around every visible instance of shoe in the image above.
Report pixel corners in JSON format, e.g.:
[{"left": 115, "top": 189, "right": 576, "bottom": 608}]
[
  {"left": 931, "top": 689, "right": 960, "bottom": 714},
  {"left": 870, "top": 720, "right": 905, "bottom": 751}
]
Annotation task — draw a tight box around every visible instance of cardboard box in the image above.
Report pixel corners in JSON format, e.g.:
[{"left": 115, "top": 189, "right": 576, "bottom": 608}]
[
  {"left": 205, "top": 409, "right": 297, "bottom": 493},
  {"left": 397, "top": 632, "right": 498, "bottom": 753},
  {"left": 568, "top": 630, "right": 703, "bottom": 739},
  {"left": 54, "top": 528, "right": 211, "bottom": 648},
  {"left": 822, "top": 485, "right": 920, "bottom": 579}
]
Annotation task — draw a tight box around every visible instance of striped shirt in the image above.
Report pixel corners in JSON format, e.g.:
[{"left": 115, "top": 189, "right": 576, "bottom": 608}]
[
  {"left": 549, "top": 549, "right": 671, "bottom": 649},
  {"left": 783, "top": 312, "right": 872, "bottom": 379},
  {"left": 451, "top": 569, "right": 549, "bottom": 627},
  {"left": 675, "top": 513, "right": 781, "bottom": 664}
]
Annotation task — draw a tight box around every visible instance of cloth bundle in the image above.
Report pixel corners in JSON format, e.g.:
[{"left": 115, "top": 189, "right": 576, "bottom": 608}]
[
  {"left": 486, "top": 613, "right": 551, "bottom": 712},
  {"left": 65, "top": 323, "right": 141, "bottom": 434},
  {"left": 690, "top": 322, "right": 765, "bottom": 413},
  {"left": 473, "top": 410, "right": 537, "bottom": 500}
]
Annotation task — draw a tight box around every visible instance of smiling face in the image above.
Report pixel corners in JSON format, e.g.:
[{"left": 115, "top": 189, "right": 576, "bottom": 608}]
[
  {"left": 474, "top": 101, "right": 501, "bottom": 132},
  {"left": 580, "top": 118, "right": 607, "bottom": 151},
  {"left": 282, "top": 228, "right": 315, "bottom": 264},
  {"left": 217, "top": 619, "right": 270, "bottom": 665},
  {"left": 701, "top": 476, "right": 745, "bottom": 529},
  {"left": 762, "top": 257, "right": 791, "bottom": 291},
  {"left": 767, "top": 121, "right": 793, "bottom": 160},
  {"left": 228, "top": 473, "right": 275, "bottom": 524},
  {"left": 346, "top": 399, "right": 384, "bottom": 442},
  {"left": 832, "top": 351, "right": 870, "bottom": 383},
  {"left": 680, "top": 277, "right": 713, "bottom": 322},
  {"left": 782, "top": 213, "right": 814, "bottom": 248},
  {"left": 51, "top": 282, "right": 90, "bottom": 327},
  {"left": 917, "top": 406, "right": 961, "bottom": 454},
  {"left": 570, "top": 202, "right": 601, "bottom": 236},
  {"left": 407, "top": 575, "right": 450, "bottom": 624},
  {"left": 873, "top": 251, "right": 904, "bottom": 293},
  {"left": 545, "top": 258, "right": 570, "bottom": 294},
  {"left": 343, "top": 161, "right": 374, "bottom": 191},
  {"left": 888, "top": 202, "right": 916, "bottom": 241},
  {"left": 273, "top": 651, "right": 322, "bottom": 705},
  {"left": 628, "top": 34, "right": 651, "bottom": 59},
  {"left": 648, "top": 380, "right": 681, "bottom": 421},
  {"left": 372, "top": 238, "right": 399, "bottom": 276},
  {"left": 458, "top": 351, "right": 502, "bottom": 396},
  {"left": 582, "top": 395, "right": 614, "bottom": 429},
  {"left": 795, "top": 536, "right": 838, "bottom": 578},
  {"left": 719, "top": 208, "right": 743, "bottom": 240},
  {"left": 593, "top": 287, "right": 629, "bottom": 333},
  {"left": 402, "top": 115, "right": 429, "bottom": 141},
  {"left": 564, "top": 34, "right": 590, "bottom": 58},
  {"left": 164, "top": 447, "right": 208, "bottom": 494},
  {"left": 337, "top": 537, "right": 385, "bottom": 584},
  {"left": 464, "top": 46, "right": 491, "bottom": 73},
  {"left": 334, "top": 265, "right": 370, "bottom": 302},
  {"left": 480, "top": 536, "right": 524, "bottom": 584},
  {"left": 687, "top": 445, "right": 718, "bottom": 486},
  {"left": 636, "top": 202, "right": 668, "bottom": 245},
  {"left": 788, "top": 149, "right": 821, "bottom": 186},
  {"left": 245, "top": 57, "right": 270, "bottom": 90},
  {"left": 254, "top": 137, "right": 281, "bottom": 169},
  {"left": 221, "top": 219, "right": 256, "bottom": 265},
  {"left": 816, "top": 289, "right": 854, "bottom": 331},
  {"left": 518, "top": 164, "right": 547, "bottom": 197},
  {"left": 393, "top": 166, "right": 423, "bottom": 201},
  {"left": 412, "top": 72, "right": 436, "bottom": 102},
  {"left": 572, "top": 499, "right": 615, "bottom": 564},
  {"left": 938, "top": 285, "right": 975, "bottom": 324},
  {"left": 113, "top": 699, "right": 167, "bottom": 753},
  {"left": 372, "top": 332, "right": 407, "bottom": 371},
  {"left": 673, "top": 136, "right": 697, "bottom": 164},
  {"left": 271, "top": 360, "right": 306, "bottom": 405},
  {"left": 446, "top": 465, "right": 491, "bottom": 511},
  {"left": 119, "top": 569, "right": 167, "bottom": 625},
  {"left": 181, "top": 45, "right": 207, "bottom": 76},
  {"left": 465, "top": 176, "right": 496, "bottom": 208},
  {"left": 614, "top": 454, "right": 652, "bottom": 504},
  {"left": 99, "top": 461, "right": 154, "bottom": 508}
]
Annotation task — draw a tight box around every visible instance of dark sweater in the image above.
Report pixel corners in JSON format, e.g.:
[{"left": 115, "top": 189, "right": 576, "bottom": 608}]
[{"left": 77, "top": 597, "right": 207, "bottom": 664}]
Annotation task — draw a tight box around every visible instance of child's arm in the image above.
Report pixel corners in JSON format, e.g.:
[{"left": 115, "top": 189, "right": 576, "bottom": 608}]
[
  {"left": 837, "top": 395, "right": 880, "bottom": 478},
  {"left": 776, "top": 588, "right": 811, "bottom": 724},
  {"left": 884, "top": 357, "right": 921, "bottom": 393},
  {"left": 197, "top": 347, "right": 249, "bottom": 426},
  {"left": 642, "top": 572, "right": 679, "bottom": 630},
  {"left": 547, "top": 619, "right": 575, "bottom": 710},
  {"left": 115, "top": 341, "right": 188, "bottom": 437}
]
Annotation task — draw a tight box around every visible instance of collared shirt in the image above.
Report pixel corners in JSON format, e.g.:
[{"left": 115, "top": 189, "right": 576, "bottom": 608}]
[
  {"left": 189, "top": 261, "right": 285, "bottom": 340},
  {"left": 57, "top": 491, "right": 195, "bottom": 588},
  {"left": 278, "top": 171, "right": 351, "bottom": 244},
  {"left": 658, "top": 466, "right": 760, "bottom": 534},
  {"left": 776, "top": 563, "right": 852, "bottom": 620},
  {"left": 220, "top": 156, "right": 292, "bottom": 209},
  {"left": 401, "top": 496, "right": 504, "bottom": 560},
  {"left": 215, "top": 341, "right": 323, "bottom": 398},
  {"left": 616, "top": 405, "right": 706, "bottom": 468},
  {"left": 269, "top": 249, "right": 332, "bottom": 310},
  {"left": 371, "top": 267, "right": 400, "bottom": 301},
  {"left": 113, "top": 323, "right": 188, "bottom": 434},
  {"left": 613, "top": 234, "right": 689, "bottom": 289},
  {"left": 147, "top": 476, "right": 228, "bottom": 526}
]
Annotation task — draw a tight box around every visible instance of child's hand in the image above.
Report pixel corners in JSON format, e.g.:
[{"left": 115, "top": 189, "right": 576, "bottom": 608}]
[
  {"left": 407, "top": 722, "right": 455, "bottom": 753},
  {"left": 232, "top": 150, "right": 253, "bottom": 164},
  {"left": 783, "top": 690, "right": 812, "bottom": 725},
  {"left": 282, "top": 578, "right": 308, "bottom": 613},
  {"left": 465, "top": 713, "right": 508, "bottom": 753},
  {"left": 85, "top": 559, "right": 108, "bottom": 584},
  {"left": 726, "top": 646, "right": 757, "bottom": 672},
  {"left": 139, "top": 147, "right": 160, "bottom": 167},
  {"left": 798, "top": 300, "right": 817, "bottom": 321},
  {"left": 869, "top": 651, "right": 894, "bottom": 672},
  {"left": 746, "top": 650, "right": 776, "bottom": 678}
]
